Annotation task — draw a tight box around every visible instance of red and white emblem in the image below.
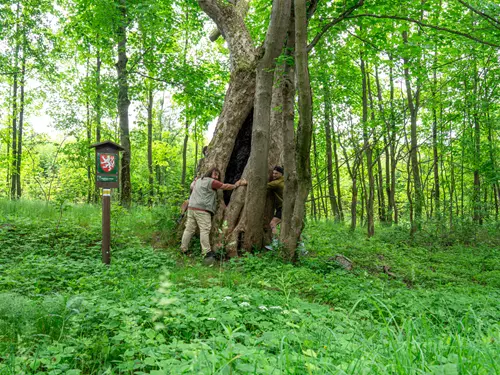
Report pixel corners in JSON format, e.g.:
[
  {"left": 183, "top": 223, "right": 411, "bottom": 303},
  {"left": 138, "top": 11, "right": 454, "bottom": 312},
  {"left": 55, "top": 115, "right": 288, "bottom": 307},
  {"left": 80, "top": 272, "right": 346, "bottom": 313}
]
[{"left": 100, "top": 154, "right": 115, "bottom": 172}]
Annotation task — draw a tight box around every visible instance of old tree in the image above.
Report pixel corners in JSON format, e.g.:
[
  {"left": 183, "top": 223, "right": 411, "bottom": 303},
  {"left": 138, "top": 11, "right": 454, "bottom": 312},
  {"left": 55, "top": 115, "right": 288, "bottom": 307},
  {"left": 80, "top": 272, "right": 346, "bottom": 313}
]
[
  {"left": 193, "top": 0, "right": 366, "bottom": 260},
  {"left": 191, "top": 0, "right": 498, "bottom": 259},
  {"left": 192, "top": 0, "right": 301, "bottom": 260}
]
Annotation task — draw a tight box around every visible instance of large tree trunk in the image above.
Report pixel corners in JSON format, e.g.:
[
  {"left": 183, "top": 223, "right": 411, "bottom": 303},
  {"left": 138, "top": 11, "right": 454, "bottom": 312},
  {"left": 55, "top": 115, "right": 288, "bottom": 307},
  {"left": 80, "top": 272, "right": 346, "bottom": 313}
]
[
  {"left": 281, "top": 0, "right": 312, "bottom": 260},
  {"left": 116, "top": 0, "right": 131, "bottom": 208},
  {"left": 241, "top": 0, "right": 291, "bottom": 250},
  {"left": 279, "top": 13, "right": 298, "bottom": 256},
  {"left": 193, "top": 0, "right": 283, "bottom": 255}
]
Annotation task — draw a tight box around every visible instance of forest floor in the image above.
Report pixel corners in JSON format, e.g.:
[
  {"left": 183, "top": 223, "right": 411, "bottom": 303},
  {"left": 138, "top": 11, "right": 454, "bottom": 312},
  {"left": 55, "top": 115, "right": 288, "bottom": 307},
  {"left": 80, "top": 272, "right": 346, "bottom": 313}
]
[{"left": 0, "top": 200, "right": 499, "bottom": 374}]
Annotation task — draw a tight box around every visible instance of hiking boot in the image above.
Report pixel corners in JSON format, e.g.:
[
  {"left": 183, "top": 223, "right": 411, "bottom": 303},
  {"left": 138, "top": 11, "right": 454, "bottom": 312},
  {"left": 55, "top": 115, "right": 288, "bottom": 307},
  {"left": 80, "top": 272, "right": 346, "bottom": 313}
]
[{"left": 203, "top": 251, "right": 216, "bottom": 266}]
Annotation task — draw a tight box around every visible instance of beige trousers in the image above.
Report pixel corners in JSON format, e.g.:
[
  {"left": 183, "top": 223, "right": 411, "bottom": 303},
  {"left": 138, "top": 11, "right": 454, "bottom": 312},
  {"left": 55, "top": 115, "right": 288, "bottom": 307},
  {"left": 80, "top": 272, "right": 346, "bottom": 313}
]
[{"left": 181, "top": 209, "right": 212, "bottom": 255}]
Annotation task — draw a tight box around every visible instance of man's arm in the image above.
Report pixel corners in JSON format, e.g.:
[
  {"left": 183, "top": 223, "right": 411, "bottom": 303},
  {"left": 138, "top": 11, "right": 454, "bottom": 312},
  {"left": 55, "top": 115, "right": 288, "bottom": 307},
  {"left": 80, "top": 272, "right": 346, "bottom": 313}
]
[
  {"left": 190, "top": 178, "right": 197, "bottom": 191},
  {"left": 214, "top": 178, "right": 248, "bottom": 191},
  {"left": 267, "top": 179, "right": 280, "bottom": 190}
]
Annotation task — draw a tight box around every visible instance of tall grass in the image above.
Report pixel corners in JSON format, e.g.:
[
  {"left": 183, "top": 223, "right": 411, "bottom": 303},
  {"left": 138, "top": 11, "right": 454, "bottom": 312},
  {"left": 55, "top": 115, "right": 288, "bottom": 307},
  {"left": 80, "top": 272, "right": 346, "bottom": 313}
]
[{"left": 0, "top": 200, "right": 498, "bottom": 374}]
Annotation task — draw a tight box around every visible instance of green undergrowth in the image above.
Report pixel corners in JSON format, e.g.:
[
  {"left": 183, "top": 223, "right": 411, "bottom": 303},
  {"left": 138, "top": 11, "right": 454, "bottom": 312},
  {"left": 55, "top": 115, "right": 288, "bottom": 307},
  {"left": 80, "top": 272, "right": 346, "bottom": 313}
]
[{"left": 0, "top": 201, "right": 499, "bottom": 374}]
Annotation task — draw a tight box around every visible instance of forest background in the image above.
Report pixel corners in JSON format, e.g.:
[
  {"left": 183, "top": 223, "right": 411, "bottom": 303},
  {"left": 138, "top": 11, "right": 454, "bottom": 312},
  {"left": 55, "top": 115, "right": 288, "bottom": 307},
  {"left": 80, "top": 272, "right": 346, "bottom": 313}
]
[
  {"left": 1, "top": 0, "right": 499, "bottom": 238},
  {"left": 0, "top": 0, "right": 500, "bottom": 373}
]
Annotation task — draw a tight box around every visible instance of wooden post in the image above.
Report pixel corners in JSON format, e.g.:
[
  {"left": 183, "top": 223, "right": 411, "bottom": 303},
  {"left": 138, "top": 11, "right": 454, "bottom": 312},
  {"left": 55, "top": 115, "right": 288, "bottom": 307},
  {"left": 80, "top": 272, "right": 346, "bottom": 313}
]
[
  {"left": 102, "top": 188, "right": 111, "bottom": 265},
  {"left": 90, "top": 141, "right": 124, "bottom": 265}
]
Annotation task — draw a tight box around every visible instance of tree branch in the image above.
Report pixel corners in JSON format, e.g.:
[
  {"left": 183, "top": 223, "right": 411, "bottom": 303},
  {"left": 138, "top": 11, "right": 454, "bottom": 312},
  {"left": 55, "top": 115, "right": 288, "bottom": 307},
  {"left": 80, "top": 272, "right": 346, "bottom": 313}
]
[
  {"left": 306, "top": 0, "right": 319, "bottom": 21},
  {"left": 345, "top": 14, "right": 500, "bottom": 48},
  {"left": 456, "top": 0, "right": 500, "bottom": 30},
  {"left": 198, "top": 0, "right": 256, "bottom": 68},
  {"left": 307, "top": 0, "right": 364, "bottom": 52}
]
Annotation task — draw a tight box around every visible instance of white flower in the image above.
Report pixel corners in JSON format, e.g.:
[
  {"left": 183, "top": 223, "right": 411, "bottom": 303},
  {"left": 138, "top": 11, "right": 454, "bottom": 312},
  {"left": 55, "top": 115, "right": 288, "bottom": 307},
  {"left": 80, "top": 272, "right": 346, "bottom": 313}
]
[
  {"left": 259, "top": 305, "right": 268, "bottom": 311},
  {"left": 239, "top": 302, "right": 250, "bottom": 307},
  {"left": 269, "top": 306, "right": 282, "bottom": 310},
  {"left": 207, "top": 317, "right": 217, "bottom": 321},
  {"left": 223, "top": 296, "right": 232, "bottom": 301}
]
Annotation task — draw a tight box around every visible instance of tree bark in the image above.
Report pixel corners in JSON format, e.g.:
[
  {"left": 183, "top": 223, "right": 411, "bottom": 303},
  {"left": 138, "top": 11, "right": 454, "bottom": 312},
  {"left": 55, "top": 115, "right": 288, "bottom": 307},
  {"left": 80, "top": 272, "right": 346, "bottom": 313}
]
[
  {"left": 147, "top": 86, "right": 154, "bottom": 206},
  {"left": 96, "top": 49, "right": 102, "bottom": 143},
  {"left": 403, "top": 31, "right": 423, "bottom": 235},
  {"left": 279, "top": 14, "right": 298, "bottom": 256},
  {"left": 360, "top": 52, "right": 374, "bottom": 237},
  {"left": 86, "top": 56, "right": 92, "bottom": 204},
  {"left": 432, "top": 57, "right": 440, "bottom": 219},
  {"left": 181, "top": 114, "right": 189, "bottom": 187},
  {"left": 332, "top": 119, "right": 343, "bottom": 220},
  {"left": 388, "top": 57, "right": 398, "bottom": 224},
  {"left": 241, "top": 0, "right": 291, "bottom": 251},
  {"left": 472, "top": 60, "right": 482, "bottom": 224},
  {"left": 374, "top": 66, "right": 392, "bottom": 224},
  {"left": 282, "top": 0, "right": 312, "bottom": 260},
  {"left": 116, "top": 0, "right": 132, "bottom": 208},
  {"left": 312, "top": 132, "right": 327, "bottom": 218},
  {"left": 10, "top": 3, "right": 20, "bottom": 200},
  {"left": 15, "top": 37, "right": 25, "bottom": 199},
  {"left": 323, "top": 81, "right": 340, "bottom": 219}
]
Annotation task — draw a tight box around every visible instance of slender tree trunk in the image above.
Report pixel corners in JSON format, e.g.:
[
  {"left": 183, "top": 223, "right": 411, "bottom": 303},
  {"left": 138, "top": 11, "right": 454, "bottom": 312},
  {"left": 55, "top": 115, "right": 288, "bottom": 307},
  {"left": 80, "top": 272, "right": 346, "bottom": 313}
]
[
  {"left": 432, "top": 61, "right": 440, "bottom": 220},
  {"left": 449, "top": 120, "right": 455, "bottom": 228},
  {"left": 15, "top": 39, "right": 25, "bottom": 199},
  {"left": 389, "top": 57, "right": 398, "bottom": 224},
  {"left": 194, "top": 118, "right": 199, "bottom": 175},
  {"left": 494, "top": 184, "right": 499, "bottom": 221},
  {"left": 375, "top": 67, "right": 392, "bottom": 224},
  {"left": 323, "top": 81, "right": 339, "bottom": 219},
  {"left": 181, "top": 115, "right": 189, "bottom": 187},
  {"left": 116, "top": 0, "right": 132, "bottom": 208},
  {"left": 86, "top": 56, "right": 92, "bottom": 204},
  {"left": 312, "top": 132, "right": 327, "bottom": 218},
  {"left": 96, "top": 49, "right": 102, "bottom": 142},
  {"left": 94, "top": 49, "right": 102, "bottom": 203},
  {"left": 360, "top": 159, "right": 366, "bottom": 227},
  {"left": 472, "top": 62, "right": 482, "bottom": 224},
  {"left": 339, "top": 131, "right": 358, "bottom": 231},
  {"left": 351, "top": 172, "right": 358, "bottom": 231},
  {"left": 10, "top": 4, "right": 20, "bottom": 200},
  {"left": 332, "top": 120, "right": 343, "bottom": 220},
  {"left": 487, "top": 109, "right": 498, "bottom": 220},
  {"left": 181, "top": 5, "right": 190, "bottom": 188},
  {"left": 147, "top": 86, "right": 154, "bottom": 206},
  {"left": 403, "top": 31, "right": 423, "bottom": 234},
  {"left": 360, "top": 53, "right": 374, "bottom": 237},
  {"left": 406, "top": 154, "right": 413, "bottom": 228}
]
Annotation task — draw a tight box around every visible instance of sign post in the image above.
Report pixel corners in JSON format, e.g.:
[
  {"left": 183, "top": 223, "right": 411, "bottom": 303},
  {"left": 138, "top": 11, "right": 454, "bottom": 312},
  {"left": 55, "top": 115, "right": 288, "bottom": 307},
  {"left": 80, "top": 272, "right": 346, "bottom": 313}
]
[{"left": 90, "top": 141, "right": 125, "bottom": 265}]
